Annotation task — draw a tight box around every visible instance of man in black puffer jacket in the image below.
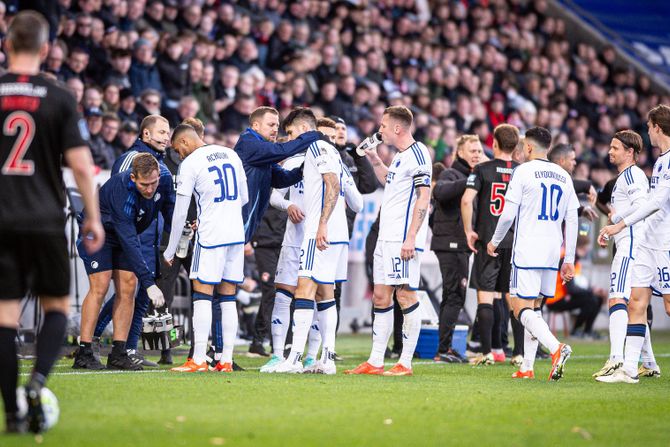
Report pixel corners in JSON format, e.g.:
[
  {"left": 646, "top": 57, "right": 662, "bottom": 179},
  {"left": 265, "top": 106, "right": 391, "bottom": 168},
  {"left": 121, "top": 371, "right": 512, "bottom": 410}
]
[{"left": 430, "top": 135, "right": 483, "bottom": 362}]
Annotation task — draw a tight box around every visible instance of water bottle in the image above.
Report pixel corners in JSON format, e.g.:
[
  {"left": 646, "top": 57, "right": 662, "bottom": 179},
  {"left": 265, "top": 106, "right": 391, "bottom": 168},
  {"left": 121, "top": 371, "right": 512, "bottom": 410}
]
[{"left": 176, "top": 223, "right": 193, "bottom": 258}]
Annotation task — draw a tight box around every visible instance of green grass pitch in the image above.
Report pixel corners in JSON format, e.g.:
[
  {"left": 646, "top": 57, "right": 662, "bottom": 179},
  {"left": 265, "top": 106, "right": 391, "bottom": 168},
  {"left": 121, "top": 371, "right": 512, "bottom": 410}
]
[{"left": 4, "top": 333, "right": 670, "bottom": 446}]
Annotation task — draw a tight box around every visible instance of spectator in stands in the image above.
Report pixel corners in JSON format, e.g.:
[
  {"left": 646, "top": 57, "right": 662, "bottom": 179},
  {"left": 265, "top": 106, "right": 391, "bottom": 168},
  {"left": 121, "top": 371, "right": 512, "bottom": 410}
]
[
  {"left": 118, "top": 120, "right": 139, "bottom": 151},
  {"left": 45, "top": 41, "right": 66, "bottom": 78},
  {"left": 129, "top": 38, "right": 163, "bottom": 97},
  {"left": 156, "top": 36, "right": 188, "bottom": 109},
  {"left": 61, "top": 46, "right": 89, "bottom": 82},
  {"left": 102, "top": 82, "right": 120, "bottom": 113},
  {"left": 137, "top": 89, "right": 162, "bottom": 118},
  {"left": 83, "top": 85, "right": 103, "bottom": 110},
  {"left": 105, "top": 49, "right": 133, "bottom": 90},
  {"left": 118, "top": 88, "right": 141, "bottom": 124},
  {"left": 219, "top": 94, "right": 256, "bottom": 133}
]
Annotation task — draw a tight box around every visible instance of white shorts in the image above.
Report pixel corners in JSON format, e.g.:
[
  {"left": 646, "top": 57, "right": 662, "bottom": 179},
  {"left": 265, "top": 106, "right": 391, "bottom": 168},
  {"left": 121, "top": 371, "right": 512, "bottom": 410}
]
[
  {"left": 373, "top": 241, "right": 422, "bottom": 289},
  {"left": 510, "top": 265, "right": 557, "bottom": 299},
  {"left": 190, "top": 242, "right": 244, "bottom": 285},
  {"left": 275, "top": 246, "right": 301, "bottom": 287},
  {"left": 298, "top": 237, "right": 348, "bottom": 284},
  {"left": 609, "top": 252, "right": 635, "bottom": 300},
  {"left": 630, "top": 245, "right": 670, "bottom": 294}
]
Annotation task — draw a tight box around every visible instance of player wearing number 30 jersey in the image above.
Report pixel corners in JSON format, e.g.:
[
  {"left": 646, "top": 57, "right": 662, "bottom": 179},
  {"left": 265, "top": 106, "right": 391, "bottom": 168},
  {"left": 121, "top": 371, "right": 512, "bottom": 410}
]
[
  {"left": 164, "top": 124, "right": 248, "bottom": 373},
  {"left": 488, "top": 126, "right": 579, "bottom": 381}
]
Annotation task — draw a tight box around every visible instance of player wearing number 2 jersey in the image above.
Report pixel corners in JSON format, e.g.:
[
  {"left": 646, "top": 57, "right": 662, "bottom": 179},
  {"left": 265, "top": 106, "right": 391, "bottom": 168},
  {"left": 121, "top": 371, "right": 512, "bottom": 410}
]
[
  {"left": 165, "top": 124, "right": 248, "bottom": 373},
  {"left": 461, "top": 124, "right": 519, "bottom": 365},
  {"left": 488, "top": 126, "right": 579, "bottom": 381}
]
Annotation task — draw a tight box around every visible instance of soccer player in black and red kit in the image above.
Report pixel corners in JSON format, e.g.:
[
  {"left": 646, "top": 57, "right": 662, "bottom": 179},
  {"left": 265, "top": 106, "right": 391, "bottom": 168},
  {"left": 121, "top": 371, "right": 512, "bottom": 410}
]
[
  {"left": 0, "top": 11, "right": 104, "bottom": 433},
  {"left": 461, "top": 124, "right": 523, "bottom": 365}
]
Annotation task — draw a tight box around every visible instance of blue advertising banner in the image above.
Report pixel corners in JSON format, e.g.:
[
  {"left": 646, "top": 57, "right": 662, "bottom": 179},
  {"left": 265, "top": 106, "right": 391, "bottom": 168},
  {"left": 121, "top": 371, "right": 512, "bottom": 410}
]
[{"left": 557, "top": 0, "right": 670, "bottom": 88}]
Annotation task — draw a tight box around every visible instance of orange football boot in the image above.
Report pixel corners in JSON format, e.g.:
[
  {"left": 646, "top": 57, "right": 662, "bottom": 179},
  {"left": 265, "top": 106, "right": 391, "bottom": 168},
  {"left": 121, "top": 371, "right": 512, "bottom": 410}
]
[
  {"left": 382, "top": 363, "right": 413, "bottom": 376},
  {"left": 512, "top": 369, "right": 535, "bottom": 379},
  {"left": 211, "top": 362, "right": 233, "bottom": 372},
  {"left": 170, "top": 359, "right": 208, "bottom": 372},
  {"left": 344, "top": 362, "right": 384, "bottom": 375}
]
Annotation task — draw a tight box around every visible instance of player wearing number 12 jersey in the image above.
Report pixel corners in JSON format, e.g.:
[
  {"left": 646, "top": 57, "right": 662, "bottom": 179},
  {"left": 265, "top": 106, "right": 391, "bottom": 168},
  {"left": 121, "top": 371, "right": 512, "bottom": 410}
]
[
  {"left": 488, "top": 127, "right": 579, "bottom": 381},
  {"left": 165, "top": 124, "right": 248, "bottom": 373},
  {"left": 461, "top": 124, "right": 520, "bottom": 365}
]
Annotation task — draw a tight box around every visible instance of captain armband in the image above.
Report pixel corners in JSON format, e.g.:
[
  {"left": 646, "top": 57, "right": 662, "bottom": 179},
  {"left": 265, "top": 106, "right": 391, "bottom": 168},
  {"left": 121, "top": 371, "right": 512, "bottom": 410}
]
[{"left": 413, "top": 173, "right": 431, "bottom": 188}]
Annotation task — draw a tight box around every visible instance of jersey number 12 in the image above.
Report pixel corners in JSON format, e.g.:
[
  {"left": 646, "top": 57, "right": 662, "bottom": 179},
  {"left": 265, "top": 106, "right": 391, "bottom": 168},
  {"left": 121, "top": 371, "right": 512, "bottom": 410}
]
[{"left": 537, "top": 183, "right": 563, "bottom": 221}]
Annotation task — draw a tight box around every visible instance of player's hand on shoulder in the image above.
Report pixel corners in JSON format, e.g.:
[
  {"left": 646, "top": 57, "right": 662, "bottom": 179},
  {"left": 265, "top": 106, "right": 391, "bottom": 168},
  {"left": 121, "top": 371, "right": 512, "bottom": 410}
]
[
  {"left": 486, "top": 242, "right": 498, "bottom": 257},
  {"left": 466, "top": 230, "right": 479, "bottom": 253},
  {"left": 287, "top": 204, "right": 305, "bottom": 224},
  {"left": 81, "top": 218, "right": 105, "bottom": 254}
]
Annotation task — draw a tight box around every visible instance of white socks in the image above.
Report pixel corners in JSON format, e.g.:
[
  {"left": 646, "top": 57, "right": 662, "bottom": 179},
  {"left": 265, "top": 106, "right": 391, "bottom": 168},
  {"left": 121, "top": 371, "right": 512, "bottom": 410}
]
[
  {"left": 640, "top": 324, "right": 657, "bottom": 367},
  {"left": 399, "top": 301, "right": 421, "bottom": 369},
  {"left": 623, "top": 323, "right": 646, "bottom": 376},
  {"left": 286, "top": 299, "right": 314, "bottom": 364},
  {"left": 608, "top": 303, "right": 628, "bottom": 363},
  {"left": 271, "top": 290, "right": 293, "bottom": 357},
  {"left": 519, "top": 307, "right": 559, "bottom": 354},
  {"left": 306, "top": 309, "right": 321, "bottom": 359},
  {"left": 192, "top": 295, "right": 213, "bottom": 364},
  {"left": 219, "top": 297, "right": 238, "bottom": 364},
  {"left": 368, "top": 306, "right": 394, "bottom": 367},
  {"left": 317, "top": 300, "right": 337, "bottom": 367}
]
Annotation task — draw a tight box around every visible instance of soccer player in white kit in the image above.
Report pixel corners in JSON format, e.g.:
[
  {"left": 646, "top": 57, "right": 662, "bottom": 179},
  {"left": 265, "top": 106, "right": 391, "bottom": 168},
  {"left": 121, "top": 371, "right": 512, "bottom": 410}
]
[
  {"left": 487, "top": 127, "right": 579, "bottom": 381},
  {"left": 273, "top": 108, "right": 350, "bottom": 374},
  {"left": 598, "top": 105, "right": 670, "bottom": 383},
  {"left": 592, "top": 130, "right": 653, "bottom": 378},
  {"left": 345, "top": 106, "right": 432, "bottom": 377},
  {"left": 163, "top": 124, "right": 248, "bottom": 373},
  {"left": 261, "top": 118, "right": 363, "bottom": 373}
]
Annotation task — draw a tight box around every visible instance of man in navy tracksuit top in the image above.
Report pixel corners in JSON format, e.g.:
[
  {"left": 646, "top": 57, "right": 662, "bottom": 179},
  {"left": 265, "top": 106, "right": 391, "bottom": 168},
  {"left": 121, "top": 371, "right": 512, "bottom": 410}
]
[
  {"left": 236, "top": 107, "right": 322, "bottom": 356},
  {"left": 74, "top": 116, "right": 174, "bottom": 370}
]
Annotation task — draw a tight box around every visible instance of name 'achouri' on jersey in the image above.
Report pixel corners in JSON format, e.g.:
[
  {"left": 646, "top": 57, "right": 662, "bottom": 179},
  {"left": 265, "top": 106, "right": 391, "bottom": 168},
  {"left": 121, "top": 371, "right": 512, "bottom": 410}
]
[
  {"left": 176, "top": 144, "right": 248, "bottom": 247},
  {"left": 640, "top": 150, "right": 670, "bottom": 250},
  {"left": 378, "top": 141, "right": 432, "bottom": 250},
  {"left": 504, "top": 159, "right": 580, "bottom": 269},
  {"left": 611, "top": 164, "right": 648, "bottom": 251},
  {"left": 302, "top": 139, "right": 348, "bottom": 243},
  {"left": 281, "top": 153, "right": 305, "bottom": 248}
]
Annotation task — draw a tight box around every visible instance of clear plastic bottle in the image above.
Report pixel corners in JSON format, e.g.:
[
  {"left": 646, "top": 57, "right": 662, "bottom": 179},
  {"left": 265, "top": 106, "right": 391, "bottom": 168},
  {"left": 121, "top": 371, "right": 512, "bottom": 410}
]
[{"left": 176, "top": 223, "right": 193, "bottom": 258}]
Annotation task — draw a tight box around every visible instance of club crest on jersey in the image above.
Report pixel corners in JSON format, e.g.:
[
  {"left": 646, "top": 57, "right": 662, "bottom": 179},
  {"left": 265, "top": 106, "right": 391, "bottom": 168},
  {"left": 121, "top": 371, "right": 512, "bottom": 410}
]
[
  {"left": 91, "top": 261, "right": 99, "bottom": 269},
  {"left": 154, "top": 192, "right": 161, "bottom": 201}
]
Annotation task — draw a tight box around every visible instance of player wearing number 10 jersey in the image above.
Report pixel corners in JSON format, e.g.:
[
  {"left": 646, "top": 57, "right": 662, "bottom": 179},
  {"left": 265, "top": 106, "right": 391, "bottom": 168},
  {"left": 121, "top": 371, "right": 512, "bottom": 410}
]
[
  {"left": 461, "top": 124, "right": 520, "bottom": 365},
  {"left": 488, "top": 127, "right": 579, "bottom": 381},
  {"left": 164, "top": 124, "right": 248, "bottom": 373}
]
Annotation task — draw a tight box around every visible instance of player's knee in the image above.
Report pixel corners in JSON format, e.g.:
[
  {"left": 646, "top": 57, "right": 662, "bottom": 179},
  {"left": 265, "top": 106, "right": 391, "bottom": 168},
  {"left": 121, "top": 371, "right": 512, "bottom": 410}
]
[{"left": 396, "top": 287, "right": 417, "bottom": 308}]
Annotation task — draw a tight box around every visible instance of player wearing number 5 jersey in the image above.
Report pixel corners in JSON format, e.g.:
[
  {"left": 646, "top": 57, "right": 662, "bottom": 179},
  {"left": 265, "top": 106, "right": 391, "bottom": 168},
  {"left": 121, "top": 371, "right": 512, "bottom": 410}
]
[
  {"left": 165, "top": 124, "right": 248, "bottom": 373},
  {"left": 461, "top": 124, "right": 520, "bottom": 366},
  {"left": 488, "top": 127, "right": 579, "bottom": 381}
]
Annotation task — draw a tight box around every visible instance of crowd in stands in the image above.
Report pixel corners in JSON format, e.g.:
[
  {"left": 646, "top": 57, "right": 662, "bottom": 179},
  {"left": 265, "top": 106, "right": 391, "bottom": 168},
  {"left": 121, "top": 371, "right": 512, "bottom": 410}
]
[{"left": 1, "top": 0, "right": 666, "bottom": 185}]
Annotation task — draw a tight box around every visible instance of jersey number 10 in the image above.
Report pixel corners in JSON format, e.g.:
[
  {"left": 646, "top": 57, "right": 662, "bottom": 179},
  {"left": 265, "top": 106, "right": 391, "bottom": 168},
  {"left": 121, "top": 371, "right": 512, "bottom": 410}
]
[
  {"left": 537, "top": 183, "right": 563, "bottom": 221},
  {"left": 209, "top": 163, "right": 238, "bottom": 202}
]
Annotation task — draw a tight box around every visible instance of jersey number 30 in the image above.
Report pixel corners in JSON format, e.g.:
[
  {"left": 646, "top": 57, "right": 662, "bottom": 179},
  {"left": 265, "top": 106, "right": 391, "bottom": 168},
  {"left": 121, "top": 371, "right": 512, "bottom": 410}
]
[
  {"left": 490, "top": 182, "right": 506, "bottom": 216},
  {"left": 538, "top": 183, "right": 563, "bottom": 221},
  {"left": 209, "top": 163, "right": 238, "bottom": 202},
  {"left": 2, "top": 111, "right": 36, "bottom": 176}
]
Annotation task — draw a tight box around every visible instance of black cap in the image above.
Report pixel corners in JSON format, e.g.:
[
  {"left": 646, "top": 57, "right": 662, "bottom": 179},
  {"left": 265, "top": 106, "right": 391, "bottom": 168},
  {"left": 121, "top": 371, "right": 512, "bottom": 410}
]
[
  {"left": 84, "top": 107, "right": 103, "bottom": 117},
  {"left": 119, "top": 88, "right": 134, "bottom": 101}
]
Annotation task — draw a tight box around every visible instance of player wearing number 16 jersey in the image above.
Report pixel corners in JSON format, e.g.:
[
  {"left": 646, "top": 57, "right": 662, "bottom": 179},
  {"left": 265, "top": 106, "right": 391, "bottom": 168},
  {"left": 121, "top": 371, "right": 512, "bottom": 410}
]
[
  {"left": 488, "top": 127, "right": 579, "bottom": 381},
  {"left": 461, "top": 124, "right": 520, "bottom": 365},
  {"left": 164, "top": 124, "right": 248, "bottom": 373}
]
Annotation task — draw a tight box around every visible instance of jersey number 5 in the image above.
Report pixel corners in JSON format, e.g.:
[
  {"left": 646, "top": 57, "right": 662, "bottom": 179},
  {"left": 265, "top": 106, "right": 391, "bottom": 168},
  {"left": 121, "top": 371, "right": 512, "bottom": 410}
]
[
  {"left": 2, "top": 111, "right": 36, "bottom": 176},
  {"left": 208, "top": 163, "right": 238, "bottom": 202},
  {"left": 490, "top": 182, "right": 506, "bottom": 216}
]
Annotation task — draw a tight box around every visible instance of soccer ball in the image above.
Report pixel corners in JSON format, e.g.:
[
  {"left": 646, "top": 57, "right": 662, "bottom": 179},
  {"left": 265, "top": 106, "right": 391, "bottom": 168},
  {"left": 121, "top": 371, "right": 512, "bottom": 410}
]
[{"left": 16, "top": 387, "right": 60, "bottom": 431}]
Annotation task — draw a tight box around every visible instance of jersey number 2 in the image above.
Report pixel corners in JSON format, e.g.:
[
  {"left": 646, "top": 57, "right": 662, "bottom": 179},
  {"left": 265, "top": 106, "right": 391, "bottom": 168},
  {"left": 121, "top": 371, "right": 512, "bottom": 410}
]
[
  {"left": 490, "top": 182, "right": 506, "bottom": 216},
  {"left": 209, "top": 163, "right": 238, "bottom": 202},
  {"left": 2, "top": 111, "right": 36, "bottom": 176}
]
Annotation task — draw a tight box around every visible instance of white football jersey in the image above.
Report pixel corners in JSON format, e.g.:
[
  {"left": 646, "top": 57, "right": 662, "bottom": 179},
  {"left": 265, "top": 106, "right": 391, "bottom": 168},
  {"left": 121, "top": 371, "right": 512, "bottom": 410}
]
[
  {"left": 378, "top": 141, "right": 432, "bottom": 250},
  {"left": 302, "top": 140, "right": 348, "bottom": 242},
  {"left": 611, "top": 165, "right": 648, "bottom": 249},
  {"left": 176, "top": 144, "right": 248, "bottom": 247},
  {"left": 504, "top": 159, "right": 580, "bottom": 269},
  {"left": 280, "top": 153, "right": 305, "bottom": 248},
  {"left": 640, "top": 150, "right": 670, "bottom": 249}
]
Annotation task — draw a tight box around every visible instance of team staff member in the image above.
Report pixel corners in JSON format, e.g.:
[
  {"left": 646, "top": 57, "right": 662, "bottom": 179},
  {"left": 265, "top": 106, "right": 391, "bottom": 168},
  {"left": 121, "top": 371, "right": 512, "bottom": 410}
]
[
  {"left": 0, "top": 11, "right": 104, "bottom": 434},
  {"left": 74, "top": 154, "right": 168, "bottom": 371},
  {"left": 241, "top": 106, "right": 322, "bottom": 356},
  {"left": 88, "top": 114, "right": 175, "bottom": 368},
  {"left": 430, "top": 135, "right": 482, "bottom": 363}
]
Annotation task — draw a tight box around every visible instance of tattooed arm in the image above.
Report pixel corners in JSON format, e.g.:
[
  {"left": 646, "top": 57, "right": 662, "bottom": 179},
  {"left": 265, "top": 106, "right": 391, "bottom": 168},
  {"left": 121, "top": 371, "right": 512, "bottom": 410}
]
[
  {"left": 316, "top": 172, "right": 341, "bottom": 250},
  {"left": 400, "top": 184, "right": 431, "bottom": 260}
]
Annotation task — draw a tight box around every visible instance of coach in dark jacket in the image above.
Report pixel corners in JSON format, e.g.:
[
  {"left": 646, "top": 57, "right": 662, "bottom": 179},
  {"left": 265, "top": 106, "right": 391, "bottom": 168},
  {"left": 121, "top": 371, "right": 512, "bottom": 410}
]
[{"left": 430, "top": 144, "right": 481, "bottom": 362}]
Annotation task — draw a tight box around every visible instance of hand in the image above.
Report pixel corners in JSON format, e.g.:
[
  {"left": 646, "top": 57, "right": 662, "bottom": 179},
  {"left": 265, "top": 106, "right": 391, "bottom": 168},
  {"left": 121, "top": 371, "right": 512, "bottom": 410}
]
[
  {"left": 316, "top": 223, "right": 329, "bottom": 251},
  {"left": 163, "top": 255, "right": 174, "bottom": 267},
  {"left": 400, "top": 237, "right": 416, "bottom": 261},
  {"left": 244, "top": 242, "right": 254, "bottom": 256},
  {"left": 582, "top": 205, "right": 598, "bottom": 222},
  {"left": 560, "top": 263, "right": 575, "bottom": 284},
  {"left": 147, "top": 284, "right": 165, "bottom": 308},
  {"left": 587, "top": 185, "right": 597, "bottom": 205},
  {"left": 466, "top": 230, "right": 479, "bottom": 253},
  {"left": 189, "top": 220, "right": 198, "bottom": 231},
  {"left": 599, "top": 221, "right": 625, "bottom": 241},
  {"left": 597, "top": 232, "right": 611, "bottom": 248},
  {"left": 487, "top": 241, "right": 498, "bottom": 257},
  {"left": 81, "top": 217, "right": 105, "bottom": 254},
  {"left": 287, "top": 204, "right": 305, "bottom": 224}
]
